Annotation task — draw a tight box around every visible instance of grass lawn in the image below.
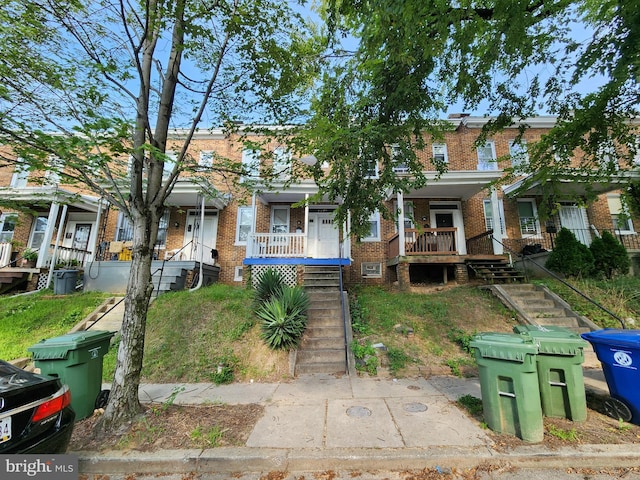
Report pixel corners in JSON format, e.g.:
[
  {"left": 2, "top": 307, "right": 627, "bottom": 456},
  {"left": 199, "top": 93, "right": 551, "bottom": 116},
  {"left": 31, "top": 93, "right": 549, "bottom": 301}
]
[{"left": 0, "top": 291, "right": 111, "bottom": 360}]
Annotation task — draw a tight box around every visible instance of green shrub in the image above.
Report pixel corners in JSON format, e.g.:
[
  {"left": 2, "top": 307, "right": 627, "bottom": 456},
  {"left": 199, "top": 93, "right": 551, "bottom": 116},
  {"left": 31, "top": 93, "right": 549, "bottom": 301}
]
[
  {"left": 256, "top": 286, "right": 309, "bottom": 350},
  {"left": 351, "top": 341, "right": 378, "bottom": 375},
  {"left": 254, "top": 268, "right": 285, "bottom": 306},
  {"left": 546, "top": 228, "right": 594, "bottom": 278},
  {"left": 590, "top": 230, "right": 631, "bottom": 279}
]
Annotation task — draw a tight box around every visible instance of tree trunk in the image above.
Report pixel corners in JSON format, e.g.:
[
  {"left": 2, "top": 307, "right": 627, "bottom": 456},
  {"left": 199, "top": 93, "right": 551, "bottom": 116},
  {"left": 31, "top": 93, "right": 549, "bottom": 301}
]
[{"left": 97, "top": 209, "right": 157, "bottom": 430}]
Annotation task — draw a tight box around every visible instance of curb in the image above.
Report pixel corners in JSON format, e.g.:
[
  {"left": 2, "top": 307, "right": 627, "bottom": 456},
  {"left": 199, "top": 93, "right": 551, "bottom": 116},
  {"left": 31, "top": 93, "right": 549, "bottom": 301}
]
[{"left": 76, "top": 444, "right": 640, "bottom": 475}]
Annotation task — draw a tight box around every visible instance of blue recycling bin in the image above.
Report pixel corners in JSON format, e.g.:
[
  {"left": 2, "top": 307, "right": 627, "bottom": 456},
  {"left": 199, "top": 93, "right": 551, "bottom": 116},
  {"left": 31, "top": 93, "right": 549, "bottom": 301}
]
[{"left": 581, "top": 329, "right": 640, "bottom": 425}]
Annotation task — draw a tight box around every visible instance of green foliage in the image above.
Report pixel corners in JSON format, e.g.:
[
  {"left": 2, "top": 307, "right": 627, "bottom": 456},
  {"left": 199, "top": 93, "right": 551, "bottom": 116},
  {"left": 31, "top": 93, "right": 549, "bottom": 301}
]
[
  {"left": 351, "top": 341, "right": 378, "bottom": 375},
  {"left": 349, "top": 291, "right": 370, "bottom": 334},
  {"left": 256, "top": 286, "right": 309, "bottom": 351},
  {"left": 253, "top": 268, "right": 285, "bottom": 306},
  {"left": 447, "top": 328, "right": 475, "bottom": 355},
  {"left": 545, "top": 228, "right": 594, "bottom": 278},
  {"left": 386, "top": 346, "right": 412, "bottom": 375},
  {"left": 589, "top": 230, "right": 630, "bottom": 279},
  {"left": 190, "top": 425, "right": 224, "bottom": 447},
  {"left": 210, "top": 350, "right": 239, "bottom": 385},
  {"left": 547, "top": 425, "right": 580, "bottom": 442},
  {"left": 457, "top": 395, "right": 483, "bottom": 418}
]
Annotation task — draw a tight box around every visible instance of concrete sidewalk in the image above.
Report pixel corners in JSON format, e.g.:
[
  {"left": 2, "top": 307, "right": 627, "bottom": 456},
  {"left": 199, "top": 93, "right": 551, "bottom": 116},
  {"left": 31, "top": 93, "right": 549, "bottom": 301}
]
[{"left": 75, "top": 371, "right": 637, "bottom": 477}]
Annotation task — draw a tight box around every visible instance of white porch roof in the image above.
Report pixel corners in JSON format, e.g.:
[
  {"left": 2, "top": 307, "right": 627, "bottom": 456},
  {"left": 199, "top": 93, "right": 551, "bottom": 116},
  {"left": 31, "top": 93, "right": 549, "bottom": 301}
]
[
  {"left": 502, "top": 170, "right": 640, "bottom": 197},
  {"left": 391, "top": 170, "right": 504, "bottom": 200}
]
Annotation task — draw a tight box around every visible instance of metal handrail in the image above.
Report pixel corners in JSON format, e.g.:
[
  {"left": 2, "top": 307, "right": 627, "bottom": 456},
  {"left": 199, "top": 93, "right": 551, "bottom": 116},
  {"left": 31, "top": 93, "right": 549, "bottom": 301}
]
[
  {"left": 152, "top": 241, "right": 194, "bottom": 297},
  {"left": 338, "top": 241, "right": 349, "bottom": 374},
  {"left": 492, "top": 235, "right": 626, "bottom": 329}
]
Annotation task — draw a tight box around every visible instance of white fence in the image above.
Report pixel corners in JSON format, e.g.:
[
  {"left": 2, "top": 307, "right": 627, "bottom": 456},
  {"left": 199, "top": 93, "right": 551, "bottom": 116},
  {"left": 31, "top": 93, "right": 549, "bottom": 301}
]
[{"left": 246, "top": 233, "right": 306, "bottom": 258}]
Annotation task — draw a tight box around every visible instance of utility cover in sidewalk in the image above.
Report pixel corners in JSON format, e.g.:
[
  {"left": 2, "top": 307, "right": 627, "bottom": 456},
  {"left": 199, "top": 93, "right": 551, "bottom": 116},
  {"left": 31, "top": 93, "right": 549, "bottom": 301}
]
[
  {"left": 404, "top": 402, "right": 428, "bottom": 413},
  {"left": 346, "top": 406, "right": 372, "bottom": 417}
]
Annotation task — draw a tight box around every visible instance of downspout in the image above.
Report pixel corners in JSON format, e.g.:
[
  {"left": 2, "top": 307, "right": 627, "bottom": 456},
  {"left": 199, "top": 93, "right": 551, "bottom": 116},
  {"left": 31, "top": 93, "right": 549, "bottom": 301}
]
[
  {"left": 490, "top": 188, "right": 504, "bottom": 254},
  {"left": 190, "top": 195, "right": 206, "bottom": 292},
  {"left": 45, "top": 204, "right": 68, "bottom": 289}
]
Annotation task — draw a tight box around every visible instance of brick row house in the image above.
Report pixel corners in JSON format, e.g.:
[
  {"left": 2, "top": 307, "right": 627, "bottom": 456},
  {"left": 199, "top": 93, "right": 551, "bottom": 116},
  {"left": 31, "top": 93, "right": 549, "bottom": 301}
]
[{"left": 0, "top": 115, "right": 638, "bottom": 294}]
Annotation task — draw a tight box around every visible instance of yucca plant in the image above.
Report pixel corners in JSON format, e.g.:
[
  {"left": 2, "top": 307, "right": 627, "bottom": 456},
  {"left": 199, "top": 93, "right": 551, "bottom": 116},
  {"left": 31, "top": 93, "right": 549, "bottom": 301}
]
[
  {"left": 254, "top": 268, "right": 285, "bottom": 307},
  {"left": 256, "top": 286, "right": 309, "bottom": 350}
]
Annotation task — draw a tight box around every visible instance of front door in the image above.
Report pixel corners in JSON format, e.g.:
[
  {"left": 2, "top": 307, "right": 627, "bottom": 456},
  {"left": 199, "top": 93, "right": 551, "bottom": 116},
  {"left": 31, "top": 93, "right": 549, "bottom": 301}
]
[
  {"left": 559, "top": 204, "right": 590, "bottom": 245},
  {"left": 430, "top": 202, "right": 467, "bottom": 254},
  {"left": 308, "top": 212, "right": 339, "bottom": 258},
  {"left": 184, "top": 210, "right": 219, "bottom": 262},
  {"left": 73, "top": 224, "right": 92, "bottom": 251}
]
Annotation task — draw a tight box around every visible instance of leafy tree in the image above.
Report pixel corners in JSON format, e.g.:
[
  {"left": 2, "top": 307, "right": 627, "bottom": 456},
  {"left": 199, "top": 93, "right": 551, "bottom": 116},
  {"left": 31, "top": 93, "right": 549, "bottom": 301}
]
[
  {"left": 590, "top": 230, "right": 631, "bottom": 279},
  {"left": 546, "top": 228, "right": 594, "bottom": 278},
  {"left": 297, "top": 1, "right": 640, "bottom": 234},
  {"left": 0, "top": 0, "right": 319, "bottom": 431}
]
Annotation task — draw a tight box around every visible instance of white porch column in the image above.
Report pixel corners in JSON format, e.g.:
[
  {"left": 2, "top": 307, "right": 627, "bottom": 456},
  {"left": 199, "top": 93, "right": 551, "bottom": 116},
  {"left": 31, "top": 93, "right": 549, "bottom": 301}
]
[
  {"left": 45, "top": 204, "right": 68, "bottom": 288},
  {"left": 490, "top": 188, "right": 504, "bottom": 255},
  {"left": 36, "top": 202, "right": 59, "bottom": 269},
  {"left": 343, "top": 210, "right": 351, "bottom": 259},
  {"left": 397, "top": 191, "right": 406, "bottom": 256},
  {"left": 304, "top": 194, "right": 309, "bottom": 257}
]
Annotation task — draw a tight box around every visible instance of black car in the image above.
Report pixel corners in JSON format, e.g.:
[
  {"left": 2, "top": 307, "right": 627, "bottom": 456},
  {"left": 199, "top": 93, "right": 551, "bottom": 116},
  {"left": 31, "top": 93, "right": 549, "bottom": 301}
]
[{"left": 0, "top": 360, "right": 75, "bottom": 453}]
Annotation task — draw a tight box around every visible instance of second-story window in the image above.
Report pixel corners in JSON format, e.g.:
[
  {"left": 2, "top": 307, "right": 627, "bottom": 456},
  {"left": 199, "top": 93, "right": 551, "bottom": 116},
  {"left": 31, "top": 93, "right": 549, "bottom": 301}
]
[
  {"left": 391, "top": 144, "right": 409, "bottom": 173},
  {"left": 477, "top": 141, "right": 497, "bottom": 171},
  {"left": 273, "top": 147, "right": 291, "bottom": 178},
  {"left": 432, "top": 143, "right": 448, "bottom": 167},
  {"left": 509, "top": 140, "right": 529, "bottom": 171},
  {"left": 242, "top": 148, "right": 261, "bottom": 179},
  {"left": 10, "top": 165, "right": 29, "bottom": 188},
  {"left": 199, "top": 151, "right": 214, "bottom": 168}
]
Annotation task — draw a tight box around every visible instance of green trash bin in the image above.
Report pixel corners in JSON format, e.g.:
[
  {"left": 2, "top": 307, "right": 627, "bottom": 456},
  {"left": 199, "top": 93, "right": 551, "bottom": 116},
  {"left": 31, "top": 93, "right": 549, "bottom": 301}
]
[
  {"left": 514, "top": 325, "right": 588, "bottom": 421},
  {"left": 28, "top": 330, "right": 115, "bottom": 420},
  {"left": 470, "top": 332, "right": 543, "bottom": 443}
]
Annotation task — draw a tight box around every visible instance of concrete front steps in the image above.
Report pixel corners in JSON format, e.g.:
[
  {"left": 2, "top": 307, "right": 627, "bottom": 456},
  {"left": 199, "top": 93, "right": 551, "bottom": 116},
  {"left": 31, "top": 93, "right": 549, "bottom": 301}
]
[
  {"left": 487, "top": 283, "right": 602, "bottom": 366},
  {"left": 295, "top": 266, "right": 348, "bottom": 375}
]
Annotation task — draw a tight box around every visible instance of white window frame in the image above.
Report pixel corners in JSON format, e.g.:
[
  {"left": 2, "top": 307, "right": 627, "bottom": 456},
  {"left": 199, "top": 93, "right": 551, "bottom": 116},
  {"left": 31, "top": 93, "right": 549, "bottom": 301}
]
[
  {"left": 0, "top": 214, "right": 17, "bottom": 243},
  {"left": 199, "top": 150, "right": 214, "bottom": 168},
  {"left": 597, "top": 142, "right": 619, "bottom": 170},
  {"left": 391, "top": 144, "right": 409, "bottom": 173},
  {"left": 10, "top": 164, "right": 29, "bottom": 188},
  {"left": 483, "top": 199, "right": 506, "bottom": 236},
  {"left": 273, "top": 146, "right": 291, "bottom": 178},
  {"left": 361, "top": 262, "right": 382, "bottom": 278},
  {"left": 164, "top": 151, "right": 178, "bottom": 177},
  {"left": 234, "top": 266, "right": 244, "bottom": 282},
  {"left": 608, "top": 195, "right": 635, "bottom": 235},
  {"left": 236, "top": 206, "right": 254, "bottom": 245},
  {"left": 28, "top": 215, "right": 48, "bottom": 250},
  {"left": 241, "top": 148, "right": 261, "bottom": 179},
  {"left": 477, "top": 141, "right": 497, "bottom": 171},
  {"left": 271, "top": 206, "right": 290, "bottom": 244},
  {"left": 394, "top": 201, "right": 415, "bottom": 233},
  {"left": 363, "top": 158, "right": 379, "bottom": 179},
  {"left": 432, "top": 143, "right": 448, "bottom": 165},
  {"left": 362, "top": 211, "right": 381, "bottom": 242},
  {"left": 509, "top": 139, "right": 529, "bottom": 171},
  {"left": 44, "top": 156, "right": 62, "bottom": 185},
  {"left": 517, "top": 199, "right": 541, "bottom": 237}
]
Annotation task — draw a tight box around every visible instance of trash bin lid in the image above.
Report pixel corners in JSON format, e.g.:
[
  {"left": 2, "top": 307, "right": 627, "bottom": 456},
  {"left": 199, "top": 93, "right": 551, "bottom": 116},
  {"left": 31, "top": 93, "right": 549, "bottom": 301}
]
[
  {"left": 470, "top": 332, "right": 538, "bottom": 362},
  {"left": 514, "top": 325, "right": 588, "bottom": 355},
  {"left": 27, "top": 330, "right": 115, "bottom": 360},
  {"left": 581, "top": 329, "right": 640, "bottom": 349}
]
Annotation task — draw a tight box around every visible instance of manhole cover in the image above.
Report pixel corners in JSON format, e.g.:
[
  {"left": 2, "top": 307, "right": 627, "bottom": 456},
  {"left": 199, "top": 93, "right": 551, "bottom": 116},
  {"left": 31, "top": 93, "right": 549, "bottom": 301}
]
[
  {"left": 346, "top": 406, "right": 372, "bottom": 417},
  {"left": 404, "top": 402, "right": 428, "bottom": 413},
  {"left": 407, "top": 385, "right": 421, "bottom": 391}
]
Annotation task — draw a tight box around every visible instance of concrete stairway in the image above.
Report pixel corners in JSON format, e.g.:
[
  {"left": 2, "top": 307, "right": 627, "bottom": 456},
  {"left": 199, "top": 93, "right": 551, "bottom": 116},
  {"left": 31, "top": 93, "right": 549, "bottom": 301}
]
[
  {"left": 489, "top": 283, "right": 599, "bottom": 334},
  {"left": 295, "top": 266, "right": 348, "bottom": 375}
]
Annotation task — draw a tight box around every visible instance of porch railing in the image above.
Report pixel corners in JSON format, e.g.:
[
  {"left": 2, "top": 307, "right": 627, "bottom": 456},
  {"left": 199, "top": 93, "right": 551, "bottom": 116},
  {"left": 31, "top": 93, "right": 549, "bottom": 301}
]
[
  {"left": 466, "top": 229, "right": 495, "bottom": 255},
  {"left": 246, "top": 233, "right": 306, "bottom": 258},
  {"left": 47, "top": 245, "right": 93, "bottom": 269},
  {"left": 389, "top": 228, "right": 458, "bottom": 256}
]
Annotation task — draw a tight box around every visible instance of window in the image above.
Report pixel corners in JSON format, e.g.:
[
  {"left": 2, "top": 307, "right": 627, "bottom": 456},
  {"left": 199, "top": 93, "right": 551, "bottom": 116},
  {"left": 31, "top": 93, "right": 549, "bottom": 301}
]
[
  {"left": 391, "top": 144, "right": 409, "bottom": 173},
  {"left": 156, "top": 211, "right": 170, "bottom": 248},
  {"left": 273, "top": 147, "right": 291, "bottom": 178},
  {"left": 236, "top": 206, "right": 253, "bottom": 244},
  {"left": 362, "top": 211, "right": 381, "bottom": 241},
  {"left": 477, "top": 141, "right": 497, "bottom": 171},
  {"left": 29, "top": 216, "right": 48, "bottom": 250},
  {"left": 164, "top": 151, "right": 177, "bottom": 176},
  {"left": 517, "top": 200, "right": 540, "bottom": 236},
  {"left": 199, "top": 151, "right": 214, "bottom": 168},
  {"left": 361, "top": 262, "right": 382, "bottom": 277},
  {"left": 44, "top": 157, "right": 63, "bottom": 185},
  {"left": 116, "top": 213, "right": 134, "bottom": 242},
  {"left": 234, "top": 266, "right": 243, "bottom": 282},
  {"left": 608, "top": 196, "right": 634, "bottom": 234},
  {"left": 271, "top": 206, "right": 290, "bottom": 239},
  {"left": 395, "top": 201, "right": 415, "bottom": 232},
  {"left": 10, "top": 165, "right": 29, "bottom": 188},
  {"left": 597, "top": 142, "right": 619, "bottom": 171},
  {"left": 483, "top": 199, "right": 506, "bottom": 235},
  {"left": 241, "top": 148, "right": 260, "bottom": 179},
  {"left": 509, "top": 139, "right": 528, "bottom": 171},
  {"left": 432, "top": 144, "right": 448, "bottom": 166},
  {"left": 0, "top": 215, "right": 17, "bottom": 243},
  {"left": 363, "top": 158, "right": 379, "bottom": 179}
]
